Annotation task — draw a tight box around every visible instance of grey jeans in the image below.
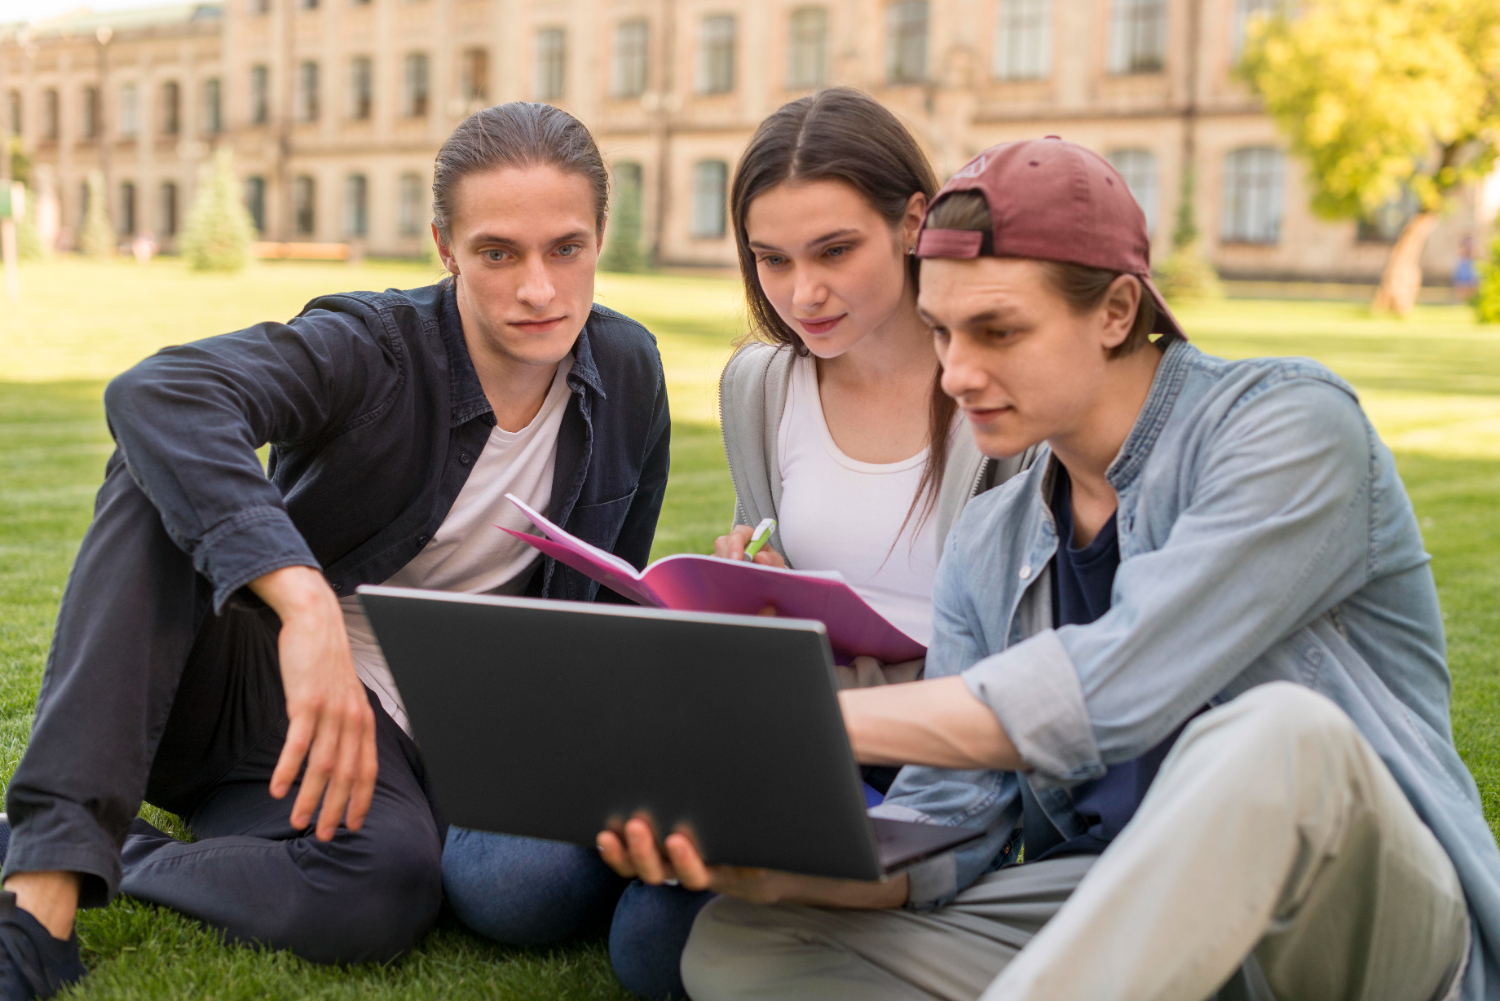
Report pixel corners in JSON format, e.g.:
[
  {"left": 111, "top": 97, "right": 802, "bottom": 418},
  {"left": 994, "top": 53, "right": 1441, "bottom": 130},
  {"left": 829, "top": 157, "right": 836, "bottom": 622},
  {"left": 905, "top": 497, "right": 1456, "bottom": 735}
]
[{"left": 682, "top": 683, "right": 1470, "bottom": 1001}]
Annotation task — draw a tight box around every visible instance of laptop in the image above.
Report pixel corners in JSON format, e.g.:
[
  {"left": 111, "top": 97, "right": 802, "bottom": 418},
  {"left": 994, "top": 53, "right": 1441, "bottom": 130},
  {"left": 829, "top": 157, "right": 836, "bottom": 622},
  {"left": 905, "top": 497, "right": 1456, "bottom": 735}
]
[{"left": 358, "top": 585, "right": 985, "bottom": 882}]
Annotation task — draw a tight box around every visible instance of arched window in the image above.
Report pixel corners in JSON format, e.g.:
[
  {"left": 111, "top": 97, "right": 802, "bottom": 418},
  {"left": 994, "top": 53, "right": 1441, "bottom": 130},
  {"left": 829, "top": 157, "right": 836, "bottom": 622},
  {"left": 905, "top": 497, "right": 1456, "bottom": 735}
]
[
  {"left": 691, "top": 160, "right": 728, "bottom": 239},
  {"left": 787, "top": 7, "right": 829, "bottom": 89},
  {"left": 534, "top": 28, "right": 566, "bottom": 101},
  {"left": 1109, "top": 0, "right": 1167, "bottom": 74},
  {"left": 697, "top": 15, "right": 737, "bottom": 94},
  {"left": 886, "top": 1, "right": 929, "bottom": 84},
  {"left": 294, "top": 175, "right": 317, "bottom": 236},
  {"left": 994, "top": 0, "right": 1051, "bottom": 81},
  {"left": 161, "top": 81, "right": 180, "bottom": 135},
  {"left": 612, "top": 21, "right": 649, "bottom": 99},
  {"left": 398, "top": 172, "right": 425, "bottom": 238}
]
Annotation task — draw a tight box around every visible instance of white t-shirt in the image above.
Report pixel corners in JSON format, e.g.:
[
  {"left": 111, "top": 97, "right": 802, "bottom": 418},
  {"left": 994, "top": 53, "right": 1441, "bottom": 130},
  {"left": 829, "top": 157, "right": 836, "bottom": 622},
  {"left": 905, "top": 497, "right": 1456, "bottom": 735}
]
[
  {"left": 775, "top": 354, "right": 942, "bottom": 647},
  {"left": 341, "top": 356, "right": 574, "bottom": 733}
]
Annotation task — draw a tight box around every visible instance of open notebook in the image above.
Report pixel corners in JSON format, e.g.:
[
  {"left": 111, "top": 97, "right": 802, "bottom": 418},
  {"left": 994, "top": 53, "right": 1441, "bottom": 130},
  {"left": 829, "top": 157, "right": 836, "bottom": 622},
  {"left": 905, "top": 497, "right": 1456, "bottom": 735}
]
[{"left": 498, "top": 494, "right": 925, "bottom": 664}]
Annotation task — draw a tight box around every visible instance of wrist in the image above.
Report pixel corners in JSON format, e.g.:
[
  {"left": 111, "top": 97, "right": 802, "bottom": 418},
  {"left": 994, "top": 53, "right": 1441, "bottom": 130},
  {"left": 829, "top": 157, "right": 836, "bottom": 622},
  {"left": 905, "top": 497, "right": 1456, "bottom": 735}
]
[{"left": 250, "top": 565, "right": 337, "bottom": 622}]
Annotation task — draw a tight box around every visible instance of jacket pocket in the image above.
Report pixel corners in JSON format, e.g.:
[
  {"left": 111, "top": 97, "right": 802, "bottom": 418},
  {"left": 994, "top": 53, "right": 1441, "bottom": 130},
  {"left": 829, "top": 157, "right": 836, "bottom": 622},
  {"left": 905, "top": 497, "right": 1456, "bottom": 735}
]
[{"left": 567, "top": 489, "right": 638, "bottom": 560}]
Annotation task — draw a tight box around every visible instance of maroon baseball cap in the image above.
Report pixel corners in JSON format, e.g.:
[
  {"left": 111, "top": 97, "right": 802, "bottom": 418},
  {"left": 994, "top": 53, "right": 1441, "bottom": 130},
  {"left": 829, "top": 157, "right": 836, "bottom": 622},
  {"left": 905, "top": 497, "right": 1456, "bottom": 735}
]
[{"left": 915, "top": 137, "right": 1185, "bottom": 340}]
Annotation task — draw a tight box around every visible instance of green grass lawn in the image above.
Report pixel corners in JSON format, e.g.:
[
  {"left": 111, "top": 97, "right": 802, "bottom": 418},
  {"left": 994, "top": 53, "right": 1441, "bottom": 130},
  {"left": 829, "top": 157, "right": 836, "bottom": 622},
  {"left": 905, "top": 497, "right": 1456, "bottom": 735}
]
[{"left": 0, "top": 258, "right": 1497, "bottom": 998}]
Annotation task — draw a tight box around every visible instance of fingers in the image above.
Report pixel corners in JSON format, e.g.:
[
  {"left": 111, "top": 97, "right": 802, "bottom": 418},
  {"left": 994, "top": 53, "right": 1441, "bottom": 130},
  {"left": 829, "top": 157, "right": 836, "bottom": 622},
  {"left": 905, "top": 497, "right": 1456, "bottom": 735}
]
[
  {"left": 623, "top": 817, "right": 673, "bottom": 885},
  {"left": 596, "top": 830, "right": 637, "bottom": 878},
  {"left": 663, "top": 833, "right": 714, "bottom": 891},
  {"left": 314, "top": 699, "right": 368, "bottom": 841},
  {"left": 289, "top": 708, "right": 338, "bottom": 831},
  {"left": 271, "top": 715, "right": 314, "bottom": 801},
  {"left": 753, "top": 546, "right": 786, "bottom": 568},
  {"left": 714, "top": 525, "right": 756, "bottom": 561},
  {"left": 344, "top": 705, "right": 379, "bottom": 833}
]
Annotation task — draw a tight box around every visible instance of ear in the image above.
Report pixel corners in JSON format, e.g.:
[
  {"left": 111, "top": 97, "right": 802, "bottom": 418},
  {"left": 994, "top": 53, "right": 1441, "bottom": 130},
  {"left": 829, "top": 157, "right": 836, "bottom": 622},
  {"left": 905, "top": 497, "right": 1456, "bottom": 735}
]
[
  {"left": 1099, "top": 274, "right": 1141, "bottom": 352},
  {"left": 432, "top": 222, "right": 458, "bottom": 275},
  {"left": 900, "top": 191, "right": 928, "bottom": 253}
]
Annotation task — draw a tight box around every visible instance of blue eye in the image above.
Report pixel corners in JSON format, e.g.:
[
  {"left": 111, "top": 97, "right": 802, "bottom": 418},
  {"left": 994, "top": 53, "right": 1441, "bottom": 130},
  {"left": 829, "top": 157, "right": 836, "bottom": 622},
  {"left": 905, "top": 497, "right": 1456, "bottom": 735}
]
[
  {"left": 484, "top": 250, "right": 507, "bottom": 262},
  {"left": 557, "top": 244, "right": 580, "bottom": 257},
  {"left": 825, "top": 245, "right": 848, "bottom": 258}
]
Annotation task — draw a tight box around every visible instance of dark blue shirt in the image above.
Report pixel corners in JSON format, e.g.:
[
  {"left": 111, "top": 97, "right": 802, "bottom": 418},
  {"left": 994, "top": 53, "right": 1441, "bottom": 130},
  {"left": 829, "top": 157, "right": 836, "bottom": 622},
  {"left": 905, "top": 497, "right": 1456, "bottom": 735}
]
[{"left": 1020, "top": 467, "right": 1186, "bottom": 860}]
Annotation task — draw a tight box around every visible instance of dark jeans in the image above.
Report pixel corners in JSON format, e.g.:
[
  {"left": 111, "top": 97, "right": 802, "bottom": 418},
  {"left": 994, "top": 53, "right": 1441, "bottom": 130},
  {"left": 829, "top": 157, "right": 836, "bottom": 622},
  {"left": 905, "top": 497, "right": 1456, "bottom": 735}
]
[
  {"left": 3, "top": 456, "right": 445, "bottom": 964},
  {"left": 442, "top": 830, "right": 714, "bottom": 1000}
]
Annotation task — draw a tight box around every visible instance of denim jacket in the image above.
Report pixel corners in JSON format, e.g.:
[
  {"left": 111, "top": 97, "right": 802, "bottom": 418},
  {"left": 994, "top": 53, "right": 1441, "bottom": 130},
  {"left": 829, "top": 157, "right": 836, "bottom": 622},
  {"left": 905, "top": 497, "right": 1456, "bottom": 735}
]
[
  {"left": 102, "top": 280, "right": 671, "bottom": 612},
  {"left": 872, "top": 339, "right": 1500, "bottom": 998}
]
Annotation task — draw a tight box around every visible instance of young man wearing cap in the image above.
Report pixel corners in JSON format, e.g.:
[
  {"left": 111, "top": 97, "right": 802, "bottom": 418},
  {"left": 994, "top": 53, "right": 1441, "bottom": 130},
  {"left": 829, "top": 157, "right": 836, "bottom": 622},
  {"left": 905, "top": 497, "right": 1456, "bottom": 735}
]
[{"left": 602, "top": 137, "right": 1499, "bottom": 1000}]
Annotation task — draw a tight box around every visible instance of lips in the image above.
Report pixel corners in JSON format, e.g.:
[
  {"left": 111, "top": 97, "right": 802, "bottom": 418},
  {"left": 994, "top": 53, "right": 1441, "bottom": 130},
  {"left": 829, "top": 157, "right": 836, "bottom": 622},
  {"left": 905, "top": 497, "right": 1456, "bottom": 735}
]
[
  {"left": 797, "top": 314, "right": 846, "bottom": 336},
  {"left": 964, "top": 405, "right": 1013, "bottom": 424},
  {"left": 511, "top": 317, "right": 565, "bottom": 333}
]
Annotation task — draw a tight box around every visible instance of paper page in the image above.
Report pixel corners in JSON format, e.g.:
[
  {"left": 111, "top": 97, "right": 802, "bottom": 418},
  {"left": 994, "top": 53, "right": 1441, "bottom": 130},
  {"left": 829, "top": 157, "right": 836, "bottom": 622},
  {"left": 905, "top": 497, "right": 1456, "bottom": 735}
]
[{"left": 503, "top": 493, "right": 640, "bottom": 577}]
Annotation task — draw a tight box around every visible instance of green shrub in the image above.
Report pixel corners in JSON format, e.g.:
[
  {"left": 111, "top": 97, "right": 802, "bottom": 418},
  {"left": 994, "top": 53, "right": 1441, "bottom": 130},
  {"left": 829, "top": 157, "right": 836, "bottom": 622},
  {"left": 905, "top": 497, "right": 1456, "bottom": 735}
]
[
  {"left": 79, "top": 171, "right": 116, "bottom": 259},
  {"left": 180, "top": 148, "right": 255, "bottom": 272},
  {"left": 15, "top": 188, "right": 44, "bottom": 260},
  {"left": 600, "top": 167, "right": 646, "bottom": 273},
  {"left": 1156, "top": 246, "right": 1224, "bottom": 303},
  {"left": 1475, "top": 236, "right": 1500, "bottom": 324}
]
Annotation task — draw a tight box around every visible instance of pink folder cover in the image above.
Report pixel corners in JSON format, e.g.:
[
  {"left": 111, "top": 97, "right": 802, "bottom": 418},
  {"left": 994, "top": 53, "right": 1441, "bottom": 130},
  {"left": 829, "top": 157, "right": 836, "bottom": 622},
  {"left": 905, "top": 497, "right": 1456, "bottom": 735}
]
[{"left": 499, "top": 494, "right": 926, "bottom": 664}]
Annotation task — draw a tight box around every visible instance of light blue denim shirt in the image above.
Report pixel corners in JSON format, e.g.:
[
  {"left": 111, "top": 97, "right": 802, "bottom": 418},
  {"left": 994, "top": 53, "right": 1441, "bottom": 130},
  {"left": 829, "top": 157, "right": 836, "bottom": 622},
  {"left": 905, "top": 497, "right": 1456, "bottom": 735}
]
[{"left": 871, "top": 339, "right": 1500, "bottom": 998}]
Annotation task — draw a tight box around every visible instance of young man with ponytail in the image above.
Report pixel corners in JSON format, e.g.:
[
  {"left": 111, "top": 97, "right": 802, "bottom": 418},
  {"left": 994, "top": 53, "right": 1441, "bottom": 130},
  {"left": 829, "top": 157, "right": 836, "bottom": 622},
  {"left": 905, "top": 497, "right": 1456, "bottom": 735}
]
[
  {"left": 604, "top": 138, "right": 1498, "bottom": 1001},
  {"left": 0, "top": 103, "right": 669, "bottom": 999}
]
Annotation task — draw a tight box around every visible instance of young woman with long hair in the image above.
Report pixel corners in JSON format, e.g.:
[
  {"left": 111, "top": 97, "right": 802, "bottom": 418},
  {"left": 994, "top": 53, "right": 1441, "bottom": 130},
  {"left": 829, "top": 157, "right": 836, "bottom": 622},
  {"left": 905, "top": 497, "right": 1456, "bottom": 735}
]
[{"left": 603, "top": 87, "right": 1034, "bottom": 1001}]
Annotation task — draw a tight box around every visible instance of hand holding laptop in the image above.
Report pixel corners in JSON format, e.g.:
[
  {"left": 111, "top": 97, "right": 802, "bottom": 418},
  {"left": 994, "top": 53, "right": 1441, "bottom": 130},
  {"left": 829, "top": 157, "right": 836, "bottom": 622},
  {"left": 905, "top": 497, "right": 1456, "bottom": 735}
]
[{"left": 597, "top": 815, "right": 910, "bottom": 910}]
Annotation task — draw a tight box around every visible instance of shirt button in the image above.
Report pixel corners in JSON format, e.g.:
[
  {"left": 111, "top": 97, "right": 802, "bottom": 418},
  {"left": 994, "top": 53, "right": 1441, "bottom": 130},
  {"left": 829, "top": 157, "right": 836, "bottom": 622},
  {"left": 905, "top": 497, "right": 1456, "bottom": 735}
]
[
  {"left": 417, "top": 534, "right": 430, "bottom": 545},
  {"left": 458, "top": 452, "right": 472, "bottom": 466},
  {"left": 1019, "top": 565, "right": 1032, "bottom": 579}
]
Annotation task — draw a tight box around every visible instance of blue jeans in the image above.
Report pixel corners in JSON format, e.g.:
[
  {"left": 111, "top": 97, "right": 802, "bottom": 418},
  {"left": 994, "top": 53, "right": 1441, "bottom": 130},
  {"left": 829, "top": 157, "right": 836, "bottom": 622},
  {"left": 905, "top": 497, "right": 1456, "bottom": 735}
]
[{"left": 442, "top": 829, "right": 714, "bottom": 999}]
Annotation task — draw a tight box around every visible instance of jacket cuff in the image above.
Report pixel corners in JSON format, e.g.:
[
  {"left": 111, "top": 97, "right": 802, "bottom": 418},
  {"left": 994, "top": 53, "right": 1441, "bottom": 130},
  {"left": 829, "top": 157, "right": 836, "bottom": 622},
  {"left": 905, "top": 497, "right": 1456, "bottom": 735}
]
[
  {"left": 867, "top": 802, "right": 959, "bottom": 909},
  {"left": 194, "top": 505, "right": 322, "bottom": 612},
  {"left": 961, "top": 630, "right": 1105, "bottom": 789}
]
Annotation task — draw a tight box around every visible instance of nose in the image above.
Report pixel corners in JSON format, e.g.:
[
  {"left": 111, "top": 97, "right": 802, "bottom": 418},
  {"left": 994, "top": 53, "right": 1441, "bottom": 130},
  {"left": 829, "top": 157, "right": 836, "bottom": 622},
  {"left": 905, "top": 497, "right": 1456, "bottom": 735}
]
[
  {"left": 938, "top": 330, "right": 988, "bottom": 402},
  {"left": 515, "top": 254, "right": 555, "bottom": 311},
  {"left": 790, "top": 267, "right": 828, "bottom": 314}
]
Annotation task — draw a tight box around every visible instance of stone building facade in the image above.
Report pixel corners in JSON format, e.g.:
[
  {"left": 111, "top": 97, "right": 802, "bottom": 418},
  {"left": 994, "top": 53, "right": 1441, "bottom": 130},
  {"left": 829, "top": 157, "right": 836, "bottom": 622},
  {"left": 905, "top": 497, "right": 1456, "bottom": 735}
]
[{"left": 2, "top": 0, "right": 1496, "bottom": 279}]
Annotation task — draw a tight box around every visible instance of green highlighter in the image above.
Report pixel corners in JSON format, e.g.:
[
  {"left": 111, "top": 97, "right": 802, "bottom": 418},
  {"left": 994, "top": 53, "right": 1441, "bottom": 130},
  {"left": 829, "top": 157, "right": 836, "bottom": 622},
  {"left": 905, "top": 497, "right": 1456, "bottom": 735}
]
[{"left": 743, "top": 517, "right": 776, "bottom": 561}]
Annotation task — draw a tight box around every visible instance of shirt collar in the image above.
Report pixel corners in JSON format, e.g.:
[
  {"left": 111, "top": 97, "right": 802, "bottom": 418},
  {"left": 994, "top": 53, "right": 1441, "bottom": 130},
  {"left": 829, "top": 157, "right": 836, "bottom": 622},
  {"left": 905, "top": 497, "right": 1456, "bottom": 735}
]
[
  {"left": 440, "top": 281, "right": 607, "bottom": 428},
  {"left": 1105, "top": 336, "right": 1194, "bottom": 491}
]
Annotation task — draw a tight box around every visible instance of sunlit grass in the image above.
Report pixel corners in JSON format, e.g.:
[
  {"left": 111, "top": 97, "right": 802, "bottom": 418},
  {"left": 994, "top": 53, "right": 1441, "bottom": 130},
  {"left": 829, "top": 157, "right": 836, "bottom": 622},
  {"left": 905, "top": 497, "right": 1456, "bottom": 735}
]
[{"left": 0, "top": 262, "right": 1496, "bottom": 998}]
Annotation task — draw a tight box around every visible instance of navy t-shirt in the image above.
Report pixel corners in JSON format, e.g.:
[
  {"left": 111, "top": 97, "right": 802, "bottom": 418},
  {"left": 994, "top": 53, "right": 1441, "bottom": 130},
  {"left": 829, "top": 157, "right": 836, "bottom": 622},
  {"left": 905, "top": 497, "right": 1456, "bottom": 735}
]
[{"left": 1019, "top": 467, "right": 1188, "bottom": 861}]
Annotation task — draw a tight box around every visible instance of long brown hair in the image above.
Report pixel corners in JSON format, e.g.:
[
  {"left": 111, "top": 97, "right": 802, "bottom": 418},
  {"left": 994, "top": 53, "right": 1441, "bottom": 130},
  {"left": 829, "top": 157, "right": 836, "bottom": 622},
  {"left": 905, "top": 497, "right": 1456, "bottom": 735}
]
[{"left": 730, "top": 88, "right": 952, "bottom": 529}]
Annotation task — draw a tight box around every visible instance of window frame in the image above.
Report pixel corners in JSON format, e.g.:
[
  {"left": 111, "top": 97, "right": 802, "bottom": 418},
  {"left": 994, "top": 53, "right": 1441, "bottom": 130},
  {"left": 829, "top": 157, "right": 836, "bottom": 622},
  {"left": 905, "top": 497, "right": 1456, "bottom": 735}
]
[
  {"left": 993, "top": 0, "right": 1052, "bottom": 81},
  {"left": 786, "top": 6, "right": 829, "bottom": 90},
  {"left": 697, "top": 14, "right": 737, "bottom": 95},
  {"left": 1108, "top": 0, "right": 1168, "bottom": 75},
  {"left": 690, "top": 159, "right": 728, "bottom": 239},
  {"left": 1220, "top": 146, "right": 1285, "bottom": 245},
  {"left": 1106, "top": 148, "right": 1159, "bottom": 235},
  {"left": 403, "top": 52, "right": 430, "bottom": 118},
  {"left": 534, "top": 27, "right": 567, "bottom": 102}
]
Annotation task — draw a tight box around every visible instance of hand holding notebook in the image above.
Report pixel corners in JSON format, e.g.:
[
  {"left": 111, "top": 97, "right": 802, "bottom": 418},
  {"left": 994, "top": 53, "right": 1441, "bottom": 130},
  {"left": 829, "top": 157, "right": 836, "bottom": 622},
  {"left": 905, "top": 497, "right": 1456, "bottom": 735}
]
[{"left": 498, "top": 494, "right": 925, "bottom": 664}]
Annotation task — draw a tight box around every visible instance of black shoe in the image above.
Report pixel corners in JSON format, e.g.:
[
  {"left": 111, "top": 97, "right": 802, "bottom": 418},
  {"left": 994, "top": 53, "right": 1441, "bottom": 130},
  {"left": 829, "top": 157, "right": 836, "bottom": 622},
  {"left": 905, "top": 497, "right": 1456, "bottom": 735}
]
[{"left": 0, "top": 892, "right": 85, "bottom": 1000}]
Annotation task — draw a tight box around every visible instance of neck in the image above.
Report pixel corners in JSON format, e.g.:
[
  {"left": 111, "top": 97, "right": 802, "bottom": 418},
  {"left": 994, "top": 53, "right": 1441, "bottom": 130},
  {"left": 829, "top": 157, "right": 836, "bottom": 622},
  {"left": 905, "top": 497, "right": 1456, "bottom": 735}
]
[
  {"left": 456, "top": 278, "right": 565, "bottom": 433},
  {"left": 817, "top": 286, "right": 936, "bottom": 387},
  {"left": 1049, "top": 343, "right": 1164, "bottom": 508}
]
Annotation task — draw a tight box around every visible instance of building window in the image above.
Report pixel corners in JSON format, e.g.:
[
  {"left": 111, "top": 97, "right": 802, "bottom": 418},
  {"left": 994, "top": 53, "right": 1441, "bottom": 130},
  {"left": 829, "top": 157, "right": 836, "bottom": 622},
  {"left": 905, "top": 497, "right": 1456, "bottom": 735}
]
[
  {"left": 43, "top": 89, "right": 59, "bottom": 140},
  {"left": 250, "top": 65, "right": 269, "bottom": 125},
  {"left": 245, "top": 175, "right": 266, "bottom": 233},
  {"left": 461, "top": 48, "right": 489, "bottom": 104},
  {"left": 161, "top": 81, "right": 181, "bottom": 135},
  {"left": 1109, "top": 0, "right": 1167, "bottom": 74},
  {"left": 349, "top": 56, "right": 373, "bottom": 120},
  {"left": 160, "top": 181, "right": 178, "bottom": 236},
  {"left": 994, "top": 0, "right": 1051, "bottom": 81},
  {"left": 787, "top": 7, "right": 828, "bottom": 89},
  {"left": 294, "top": 175, "right": 316, "bottom": 236},
  {"left": 1231, "top": 0, "right": 1277, "bottom": 58},
  {"left": 1357, "top": 189, "right": 1419, "bottom": 244},
  {"left": 612, "top": 19, "right": 649, "bottom": 99},
  {"left": 298, "top": 62, "right": 319, "bottom": 122},
  {"left": 1107, "top": 149, "right": 1159, "bottom": 234},
  {"left": 203, "top": 78, "right": 222, "bottom": 134},
  {"left": 248, "top": 0, "right": 269, "bottom": 14},
  {"left": 403, "top": 53, "right": 429, "bottom": 117},
  {"left": 697, "top": 15, "right": 736, "bottom": 95},
  {"left": 344, "top": 174, "right": 368, "bottom": 238},
  {"left": 534, "top": 28, "right": 566, "bottom": 101},
  {"left": 1221, "top": 146, "right": 1284, "bottom": 244},
  {"left": 119, "top": 83, "right": 139, "bottom": 137},
  {"left": 887, "top": 1, "right": 929, "bottom": 84},
  {"left": 398, "top": 172, "right": 425, "bottom": 237},
  {"left": 82, "top": 85, "right": 100, "bottom": 138},
  {"left": 299, "top": 0, "right": 319, "bottom": 10},
  {"left": 6, "top": 90, "right": 19, "bottom": 135},
  {"left": 120, "top": 181, "right": 136, "bottom": 235},
  {"left": 691, "top": 160, "right": 728, "bottom": 238}
]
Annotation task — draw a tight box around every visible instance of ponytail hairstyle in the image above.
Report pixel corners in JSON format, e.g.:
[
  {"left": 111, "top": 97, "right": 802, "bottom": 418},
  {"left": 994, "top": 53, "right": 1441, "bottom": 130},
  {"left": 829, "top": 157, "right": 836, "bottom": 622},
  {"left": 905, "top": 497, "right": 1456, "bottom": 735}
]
[{"left": 731, "top": 88, "right": 951, "bottom": 530}]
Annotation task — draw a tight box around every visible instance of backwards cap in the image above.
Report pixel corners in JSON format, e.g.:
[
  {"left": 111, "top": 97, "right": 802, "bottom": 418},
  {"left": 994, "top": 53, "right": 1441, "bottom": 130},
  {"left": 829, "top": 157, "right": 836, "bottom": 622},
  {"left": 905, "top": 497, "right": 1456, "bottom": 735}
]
[{"left": 915, "top": 137, "right": 1185, "bottom": 340}]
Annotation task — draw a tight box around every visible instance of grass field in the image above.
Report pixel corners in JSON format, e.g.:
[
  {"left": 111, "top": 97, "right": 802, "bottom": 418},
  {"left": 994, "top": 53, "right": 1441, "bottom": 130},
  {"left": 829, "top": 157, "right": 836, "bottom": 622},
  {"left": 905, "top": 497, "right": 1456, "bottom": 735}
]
[{"left": 0, "top": 257, "right": 1497, "bottom": 998}]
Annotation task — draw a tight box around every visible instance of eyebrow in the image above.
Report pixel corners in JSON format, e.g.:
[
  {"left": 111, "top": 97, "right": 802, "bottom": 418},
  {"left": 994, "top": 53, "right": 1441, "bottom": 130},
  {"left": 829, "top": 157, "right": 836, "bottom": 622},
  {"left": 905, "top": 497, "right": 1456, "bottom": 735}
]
[
  {"left": 747, "top": 227, "right": 861, "bottom": 252},
  {"left": 918, "top": 307, "right": 1023, "bottom": 328},
  {"left": 469, "top": 229, "right": 592, "bottom": 248}
]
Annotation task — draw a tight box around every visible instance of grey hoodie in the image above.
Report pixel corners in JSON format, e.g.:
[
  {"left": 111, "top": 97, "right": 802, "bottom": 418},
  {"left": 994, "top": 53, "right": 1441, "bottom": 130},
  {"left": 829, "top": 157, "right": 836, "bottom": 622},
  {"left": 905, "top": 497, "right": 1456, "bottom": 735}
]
[{"left": 718, "top": 340, "right": 1034, "bottom": 567}]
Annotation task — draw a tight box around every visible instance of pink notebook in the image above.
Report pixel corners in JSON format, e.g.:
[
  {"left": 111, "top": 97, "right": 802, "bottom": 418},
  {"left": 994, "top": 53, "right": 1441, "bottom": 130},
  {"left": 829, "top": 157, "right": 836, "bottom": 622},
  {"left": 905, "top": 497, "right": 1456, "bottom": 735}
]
[{"left": 499, "top": 494, "right": 925, "bottom": 664}]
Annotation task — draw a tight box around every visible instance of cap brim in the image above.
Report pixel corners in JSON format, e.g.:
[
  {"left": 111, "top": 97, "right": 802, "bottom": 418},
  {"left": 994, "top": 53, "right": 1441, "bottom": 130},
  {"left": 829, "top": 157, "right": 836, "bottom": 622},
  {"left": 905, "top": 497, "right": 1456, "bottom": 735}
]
[{"left": 1141, "top": 274, "right": 1187, "bottom": 341}]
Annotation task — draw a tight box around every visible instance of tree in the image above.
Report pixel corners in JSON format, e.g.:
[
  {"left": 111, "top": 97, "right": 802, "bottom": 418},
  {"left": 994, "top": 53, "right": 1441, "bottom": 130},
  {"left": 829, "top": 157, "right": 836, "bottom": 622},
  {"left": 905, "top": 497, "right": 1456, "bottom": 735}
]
[
  {"left": 180, "top": 147, "right": 255, "bottom": 272},
  {"left": 600, "top": 166, "right": 646, "bottom": 273},
  {"left": 1155, "top": 165, "right": 1224, "bottom": 302},
  {"left": 79, "top": 170, "right": 116, "bottom": 259},
  {"left": 1475, "top": 235, "right": 1500, "bottom": 323},
  {"left": 1241, "top": 0, "right": 1500, "bottom": 316}
]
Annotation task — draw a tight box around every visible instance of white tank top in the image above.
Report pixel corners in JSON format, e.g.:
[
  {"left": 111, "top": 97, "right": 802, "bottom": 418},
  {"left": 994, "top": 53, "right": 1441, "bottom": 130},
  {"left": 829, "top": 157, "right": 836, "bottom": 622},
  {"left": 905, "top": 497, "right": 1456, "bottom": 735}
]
[{"left": 775, "top": 354, "right": 941, "bottom": 647}]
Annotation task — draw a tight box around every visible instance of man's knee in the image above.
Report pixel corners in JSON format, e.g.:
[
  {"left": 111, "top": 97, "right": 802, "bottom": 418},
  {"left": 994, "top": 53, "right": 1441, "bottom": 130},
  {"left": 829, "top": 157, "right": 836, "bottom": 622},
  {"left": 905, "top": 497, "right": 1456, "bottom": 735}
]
[
  {"left": 276, "top": 825, "right": 443, "bottom": 964},
  {"left": 681, "top": 896, "right": 782, "bottom": 1001},
  {"left": 1191, "top": 682, "right": 1359, "bottom": 756}
]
